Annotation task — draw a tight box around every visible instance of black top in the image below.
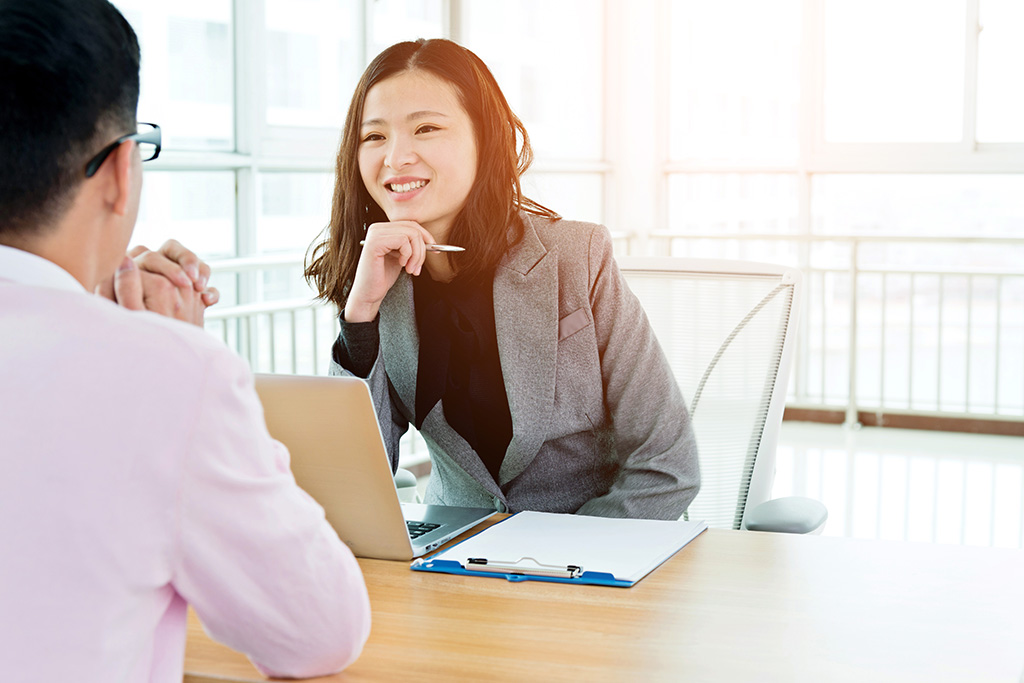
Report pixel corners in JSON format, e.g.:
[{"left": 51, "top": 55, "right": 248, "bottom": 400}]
[{"left": 332, "top": 275, "right": 513, "bottom": 484}]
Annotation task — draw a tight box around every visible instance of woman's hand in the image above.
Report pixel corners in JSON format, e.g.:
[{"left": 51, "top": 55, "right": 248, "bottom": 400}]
[{"left": 344, "top": 221, "right": 435, "bottom": 322}]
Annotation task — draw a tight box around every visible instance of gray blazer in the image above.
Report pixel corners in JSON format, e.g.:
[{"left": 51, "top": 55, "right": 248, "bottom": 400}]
[{"left": 331, "top": 214, "right": 699, "bottom": 520}]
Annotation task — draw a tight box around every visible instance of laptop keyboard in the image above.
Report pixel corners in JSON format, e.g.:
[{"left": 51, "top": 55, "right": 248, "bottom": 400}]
[{"left": 406, "top": 520, "right": 442, "bottom": 539}]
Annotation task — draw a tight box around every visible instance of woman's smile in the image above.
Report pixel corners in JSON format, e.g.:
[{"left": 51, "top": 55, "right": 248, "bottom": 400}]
[{"left": 385, "top": 177, "right": 429, "bottom": 198}]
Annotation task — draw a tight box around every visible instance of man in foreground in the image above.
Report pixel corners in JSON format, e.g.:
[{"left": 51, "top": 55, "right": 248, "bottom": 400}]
[{"left": 0, "top": 1, "right": 371, "bottom": 680}]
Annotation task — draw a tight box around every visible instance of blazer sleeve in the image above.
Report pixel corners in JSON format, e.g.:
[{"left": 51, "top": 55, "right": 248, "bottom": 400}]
[
  {"left": 574, "top": 227, "right": 700, "bottom": 520},
  {"left": 173, "top": 348, "right": 371, "bottom": 678},
  {"left": 329, "top": 320, "right": 408, "bottom": 472}
]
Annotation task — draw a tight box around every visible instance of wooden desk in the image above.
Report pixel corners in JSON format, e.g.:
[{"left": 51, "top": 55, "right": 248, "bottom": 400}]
[{"left": 185, "top": 527, "right": 1024, "bottom": 682}]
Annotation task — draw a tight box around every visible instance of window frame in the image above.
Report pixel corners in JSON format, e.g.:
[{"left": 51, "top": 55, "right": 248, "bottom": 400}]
[
  {"left": 136, "top": 0, "right": 1024, "bottom": 274},
  {"left": 660, "top": 0, "right": 1024, "bottom": 237}
]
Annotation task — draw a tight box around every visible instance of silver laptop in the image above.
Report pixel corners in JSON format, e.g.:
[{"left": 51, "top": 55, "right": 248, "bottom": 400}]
[{"left": 253, "top": 373, "right": 495, "bottom": 560}]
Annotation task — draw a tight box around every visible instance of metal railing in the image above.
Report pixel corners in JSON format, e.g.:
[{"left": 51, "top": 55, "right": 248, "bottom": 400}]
[
  {"left": 205, "top": 297, "right": 338, "bottom": 376},
  {"left": 647, "top": 233, "right": 1024, "bottom": 425},
  {"left": 205, "top": 236, "right": 1024, "bottom": 426}
]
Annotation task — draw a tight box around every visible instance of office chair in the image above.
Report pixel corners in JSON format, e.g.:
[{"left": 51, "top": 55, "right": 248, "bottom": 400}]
[{"left": 619, "top": 257, "right": 827, "bottom": 533}]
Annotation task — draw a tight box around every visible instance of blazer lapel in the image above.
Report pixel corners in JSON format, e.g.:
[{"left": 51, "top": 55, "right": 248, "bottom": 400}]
[
  {"left": 379, "top": 273, "right": 418, "bottom": 417},
  {"left": 494, "top": 216, "right": 558, "bottom": 485}
]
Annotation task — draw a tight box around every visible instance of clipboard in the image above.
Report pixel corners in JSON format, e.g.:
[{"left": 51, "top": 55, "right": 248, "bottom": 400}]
[{"left": 411, "top": 510, "right": 708, "bottom": 587}]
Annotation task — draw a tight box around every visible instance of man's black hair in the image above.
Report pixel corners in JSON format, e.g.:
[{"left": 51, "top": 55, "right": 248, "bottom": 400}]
[{"left": 0, "top": 0, "right": 141, "bottom": 238}]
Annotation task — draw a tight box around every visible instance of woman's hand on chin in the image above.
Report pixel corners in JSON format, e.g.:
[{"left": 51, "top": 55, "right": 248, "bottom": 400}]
[{"left": 344, "top": 220, "right": 435, "bottom": 322}]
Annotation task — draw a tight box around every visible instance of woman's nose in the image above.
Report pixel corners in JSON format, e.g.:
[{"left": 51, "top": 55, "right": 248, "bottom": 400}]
[{"left": 384, "top": 134, "right": 416, "bottom": 170}]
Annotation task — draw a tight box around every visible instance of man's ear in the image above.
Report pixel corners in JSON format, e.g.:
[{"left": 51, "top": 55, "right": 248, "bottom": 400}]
[{"left": 109, "top": 140, "right": 136, "bottom": 217}]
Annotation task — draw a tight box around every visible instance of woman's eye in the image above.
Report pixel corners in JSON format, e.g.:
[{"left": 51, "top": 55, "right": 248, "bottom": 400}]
[
  {"left": 416, "top": 125, "right": 440, "bottom": 134},
  {"left": 362, "top": 133, "right": 384, "bottom": 143}
]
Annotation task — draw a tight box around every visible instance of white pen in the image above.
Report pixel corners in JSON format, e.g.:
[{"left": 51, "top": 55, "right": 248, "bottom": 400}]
[
  {"left": 464, "top": 557, "right": 584, "bottom": 578},
  {"left": 358, "top": 240, "right": 465, "bottom": 252}
]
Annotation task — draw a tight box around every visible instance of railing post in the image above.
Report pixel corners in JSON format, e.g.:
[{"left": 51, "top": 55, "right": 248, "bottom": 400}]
[{"left": 845, "top": 239, "right": 860, "bottom": 428}]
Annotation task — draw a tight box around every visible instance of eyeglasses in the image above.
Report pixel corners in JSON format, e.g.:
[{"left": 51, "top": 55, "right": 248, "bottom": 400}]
[{"left": 83, "top": 122, "right": 161, "bottom": 178}]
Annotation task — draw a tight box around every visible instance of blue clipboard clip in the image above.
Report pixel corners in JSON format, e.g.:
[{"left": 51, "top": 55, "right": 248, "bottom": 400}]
[
  {"left": 465, "top": 556, "right": 583, "bottom": 579},
  {"left": 412, "top": 556, "right": 629, "bottom": 587}
]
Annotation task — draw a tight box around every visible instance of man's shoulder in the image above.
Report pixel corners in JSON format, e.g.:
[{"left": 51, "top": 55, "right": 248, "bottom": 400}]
[
  {"left": 1, "top": 284, "right": 255, "bottom": 453},
  {"left": 30, "top": 285, "right": 242, "bottom": 375}
]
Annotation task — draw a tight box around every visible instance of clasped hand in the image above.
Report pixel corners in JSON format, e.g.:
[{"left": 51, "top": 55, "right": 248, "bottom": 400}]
[{"left": 95, "top": 239, "right": 219, "bottom": 326}]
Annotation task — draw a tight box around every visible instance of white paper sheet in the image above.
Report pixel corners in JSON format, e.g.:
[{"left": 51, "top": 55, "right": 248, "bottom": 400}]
[{"left": 428, "top": 511, "right": 708, "bottom": 583}]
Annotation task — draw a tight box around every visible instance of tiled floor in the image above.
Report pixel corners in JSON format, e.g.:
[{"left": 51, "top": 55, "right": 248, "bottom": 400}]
[
  {"left": 773, "top": 421, "right": 1024, "bottom": 549},
  {"left": 408, "top": 421, "right": 1024, "bottom": 548}
]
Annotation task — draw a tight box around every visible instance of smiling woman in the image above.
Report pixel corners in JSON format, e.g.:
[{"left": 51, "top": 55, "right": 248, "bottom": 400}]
[
  {"left": 304, "top": 38, "right": 700, "bottom": 521},
  {"left": 307, "top": 38, "right": 557, "bottom": 303}
]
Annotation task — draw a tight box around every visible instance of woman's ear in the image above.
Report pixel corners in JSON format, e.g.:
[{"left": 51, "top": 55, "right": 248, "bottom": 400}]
[{"left": 109, "top": 140, "right": 138, "bottom": 217}]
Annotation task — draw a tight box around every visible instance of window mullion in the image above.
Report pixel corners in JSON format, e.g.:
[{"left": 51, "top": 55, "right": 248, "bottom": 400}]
[
  {"left": 803, "top": 0, "right": 826, "bottom": 170},
  {"left": 233, "top": 0, "right": 263, "bottom": 161},
  {"left": 446, "top": 0, "right": 461, "bottom": 43},
  {"left": 800, "top": 0, "right": 823, "bottom": 238},
  {"left": 963, "top": 0, "right": 981, "bottom": 152},
  {"left": 360, "top": 0, "right": 370, "bottom": 66},
  {"left": 232, "top": 0, "right": 264, "bottom": 312},
  {"left": 610, "top": 0, "right": 662, "bottom": 254},
  {"left": 651, "top": 0, "right": 671, "bottom": 253},
  {"left": 601, "top": 0, "right": 618, "bottom": 239}
]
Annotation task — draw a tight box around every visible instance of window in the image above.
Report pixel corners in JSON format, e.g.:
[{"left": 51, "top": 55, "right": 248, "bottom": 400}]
[
  {"left": 116, "top": 1, "right": 1024, "bottom": 422},
  {"left": 662, "top": 0, "right": 1024, "bottom": 420},
  {"left": 117, "top": 1, "right": 234, "bottom": 150},
  {"left": 670, "top": 0, "right": 801, "bottom": 164},
  {"left": 977, "top": 0, "right": 1024, "bottom": 142},
  {"left": 460, "top": 0, "right": 607, "bottom": 223},
  {"left": 664, "top": 0, "right": 803, "bottom": 265},
  {"left": 265, "top": 0, "right": 361, "bottom": 130},
  {"left": 823, "top": 0, "right": 965, "bottom": 143}
]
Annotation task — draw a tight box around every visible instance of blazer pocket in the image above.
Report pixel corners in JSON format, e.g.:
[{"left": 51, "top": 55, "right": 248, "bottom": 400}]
[{"left": 558, "top": 307, "right": 592, "bottom": 341}]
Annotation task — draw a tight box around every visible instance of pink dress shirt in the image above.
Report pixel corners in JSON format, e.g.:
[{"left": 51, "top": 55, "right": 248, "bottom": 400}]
[{"left": 0, "top": 245, "right": 371, "bottom": 682}]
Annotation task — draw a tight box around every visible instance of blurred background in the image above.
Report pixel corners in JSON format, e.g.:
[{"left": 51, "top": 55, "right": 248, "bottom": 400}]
[{"left": 113, "top": 0, "right": 1023, "bottom": 546}]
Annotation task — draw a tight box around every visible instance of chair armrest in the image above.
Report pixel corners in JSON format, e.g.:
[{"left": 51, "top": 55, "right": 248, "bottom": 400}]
[
  {"left": 394, "top": 468, "right": 419, "bottom": 504},
  {"left": 394, "top": 468, "right": 417, "bottom": 488},
  {"left": 743, "top": 496, "right": 828, "bottom": 534}
]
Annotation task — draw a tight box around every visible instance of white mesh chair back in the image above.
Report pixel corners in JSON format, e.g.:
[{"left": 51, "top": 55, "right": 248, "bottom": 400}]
[{"left": 618, "top": 258, "right": 801, "bottom": 529}]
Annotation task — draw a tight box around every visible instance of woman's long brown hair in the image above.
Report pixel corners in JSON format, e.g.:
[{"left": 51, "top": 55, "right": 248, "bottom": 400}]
[{"left": 305, "top": 38, "right": 558, "bottom": 310}]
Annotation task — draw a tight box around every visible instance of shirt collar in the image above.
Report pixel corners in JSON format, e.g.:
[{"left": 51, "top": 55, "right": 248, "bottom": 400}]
[{"left": 0, "top": 244, "right": 86, "bottom": 293}]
